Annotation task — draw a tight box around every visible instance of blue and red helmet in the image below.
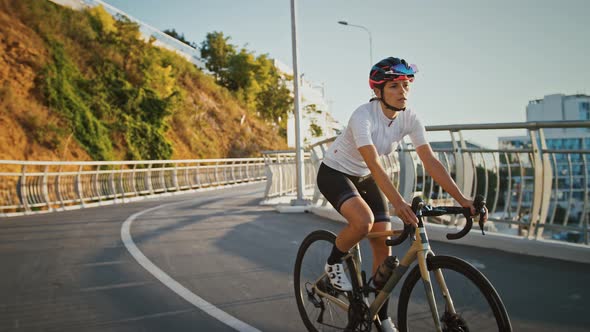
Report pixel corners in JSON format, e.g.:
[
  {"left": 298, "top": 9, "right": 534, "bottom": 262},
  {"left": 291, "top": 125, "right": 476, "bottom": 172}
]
[{"left": 369, "top": 57, "right": 418, "bottom": 89}]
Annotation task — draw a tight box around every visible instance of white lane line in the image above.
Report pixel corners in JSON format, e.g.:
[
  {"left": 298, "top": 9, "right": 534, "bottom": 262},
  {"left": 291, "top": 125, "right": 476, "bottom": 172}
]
[{"left": 121, "top": 201, "right": 262, "bottom": 332}]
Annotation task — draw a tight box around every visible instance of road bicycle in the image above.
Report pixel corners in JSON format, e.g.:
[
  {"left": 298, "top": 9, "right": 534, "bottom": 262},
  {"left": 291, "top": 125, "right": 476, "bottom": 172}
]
[{"left": 294, "top": 195, "right": 512, "bottom": 331}]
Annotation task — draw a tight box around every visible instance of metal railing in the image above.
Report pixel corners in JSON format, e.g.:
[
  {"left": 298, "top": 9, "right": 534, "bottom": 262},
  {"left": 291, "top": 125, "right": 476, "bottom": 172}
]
[
  {"left": 0, "top": 159, "right": 265, "bottom": 216},
  {"left": 262, "top": 151, "right": 315, "bottom": 200},
  {"left": 266, "top": 121, "right": 590, "bottom": 245}
]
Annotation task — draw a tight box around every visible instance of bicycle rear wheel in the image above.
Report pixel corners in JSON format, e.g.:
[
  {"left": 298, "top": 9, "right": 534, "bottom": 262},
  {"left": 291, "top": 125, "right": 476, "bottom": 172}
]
[
  {"left": 294, "top": 230, "right": 355, "bottom": 331},
  {"left": 397, "top": 255, "right": 511, "bottom": 332}
]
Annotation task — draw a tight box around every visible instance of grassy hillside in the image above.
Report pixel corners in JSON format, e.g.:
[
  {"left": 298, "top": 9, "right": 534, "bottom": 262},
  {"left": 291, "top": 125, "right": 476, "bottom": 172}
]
[{"left": 0, "top": 0, "right": 287, "bottom": 161}]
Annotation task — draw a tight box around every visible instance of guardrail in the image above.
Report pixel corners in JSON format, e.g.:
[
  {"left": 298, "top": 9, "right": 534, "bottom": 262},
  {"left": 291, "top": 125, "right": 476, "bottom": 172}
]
[
  {"left": 0, "top": 159, "right": 265, "bottom": 216},
  {"left": 266, "top": 121, "right": 590, "bottom": 245},
  {"left": 262, "top": 151, "right": 315, "bottom": 200}
]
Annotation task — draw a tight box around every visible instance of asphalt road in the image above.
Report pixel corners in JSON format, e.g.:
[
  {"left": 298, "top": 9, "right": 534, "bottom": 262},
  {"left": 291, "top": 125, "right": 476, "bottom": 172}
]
[{"left": 0, "top": 183, "right": 589, "bottom": 331}]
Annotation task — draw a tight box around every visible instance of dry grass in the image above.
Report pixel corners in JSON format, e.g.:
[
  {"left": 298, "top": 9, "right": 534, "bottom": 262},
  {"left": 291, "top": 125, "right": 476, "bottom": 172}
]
[
  {"left": 0, "top": 0, "right": 287, "bottom": 162},
  {"left": 0, "top": 5, "right": 90, "bottom": 162}
]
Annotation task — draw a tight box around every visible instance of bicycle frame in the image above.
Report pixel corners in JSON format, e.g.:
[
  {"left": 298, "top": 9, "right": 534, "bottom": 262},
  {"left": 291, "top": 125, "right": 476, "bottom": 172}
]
[{"left": 311, "top": 221, "right": 456, "bottom": 332}]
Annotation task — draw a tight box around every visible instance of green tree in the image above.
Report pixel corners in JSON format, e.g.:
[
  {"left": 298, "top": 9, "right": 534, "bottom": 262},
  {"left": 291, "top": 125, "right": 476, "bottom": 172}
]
[
  {"left": 310, "top": 122, "right": 323, "bottom": 138},
  {"left": 226, "top": 48, "right": 260, "bottom": 108},
  {"left": 200, "top": 31, "right": 236, "bottom": 82},
  {"left": 199, "top": 31, "right": 293, "bottom": 129},
  {"left": 255, "top": 72, "right": 292, "bottom": 124}
]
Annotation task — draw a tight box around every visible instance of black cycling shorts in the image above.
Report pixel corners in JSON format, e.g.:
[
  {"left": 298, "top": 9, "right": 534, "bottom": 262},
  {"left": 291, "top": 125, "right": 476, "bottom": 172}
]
[{"left": 316, "top": 163, "right": 390, "bottom": 222}]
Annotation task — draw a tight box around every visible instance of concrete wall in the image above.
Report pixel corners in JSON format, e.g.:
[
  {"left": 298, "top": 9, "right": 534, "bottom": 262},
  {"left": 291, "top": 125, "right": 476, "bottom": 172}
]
[{"left": 309, "top": 205, "right": 590, "bottom": 264}]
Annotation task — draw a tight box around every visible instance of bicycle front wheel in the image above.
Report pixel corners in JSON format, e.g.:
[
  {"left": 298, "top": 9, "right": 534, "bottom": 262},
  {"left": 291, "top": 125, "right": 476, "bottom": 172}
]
[
  {"left": 397, "top": 255, "right": 511, "bottom": 332},
  {"left": 294, "top": 230, "right": 354, "bottom": 331}
]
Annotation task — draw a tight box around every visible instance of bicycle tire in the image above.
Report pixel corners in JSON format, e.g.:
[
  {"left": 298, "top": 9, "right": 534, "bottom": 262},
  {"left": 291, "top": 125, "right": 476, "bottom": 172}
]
[
  {"left": 397, "top": 255, "right": 512, "bottom": 332},
  {"left": 294, "top": 230, "right": 357, "bottom": 331}
]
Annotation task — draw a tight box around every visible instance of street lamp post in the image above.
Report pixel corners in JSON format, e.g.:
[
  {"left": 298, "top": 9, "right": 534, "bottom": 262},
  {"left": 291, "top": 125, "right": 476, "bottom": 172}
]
[
  {"left": 290, "top": 0, "right": 307, "bottom": 206},
  {"left": 338, "top": 20, "right": 373, "bottom": 68}
]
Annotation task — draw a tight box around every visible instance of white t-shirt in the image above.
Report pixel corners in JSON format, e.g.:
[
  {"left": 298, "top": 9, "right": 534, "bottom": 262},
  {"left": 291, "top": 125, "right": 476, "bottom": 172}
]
[{"left": 323, "top": 100, "right": 428, "bottom": 177}]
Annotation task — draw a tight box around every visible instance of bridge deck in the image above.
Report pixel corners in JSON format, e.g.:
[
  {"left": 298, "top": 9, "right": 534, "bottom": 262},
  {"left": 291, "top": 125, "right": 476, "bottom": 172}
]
[{"left": 0, "top": 183, "right": 588, "bottom": 331}]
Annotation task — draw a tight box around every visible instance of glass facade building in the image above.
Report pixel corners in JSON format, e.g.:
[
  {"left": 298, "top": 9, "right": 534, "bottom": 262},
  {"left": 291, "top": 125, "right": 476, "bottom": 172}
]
[{"left": 498, "top": 94, "right": 590, "bottom": 231}]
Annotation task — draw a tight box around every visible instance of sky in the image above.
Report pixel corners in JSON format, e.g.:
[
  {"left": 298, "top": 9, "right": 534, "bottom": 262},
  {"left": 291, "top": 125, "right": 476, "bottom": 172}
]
[{"left": 102, "top": 0, "right": 590, "bottom": 148}]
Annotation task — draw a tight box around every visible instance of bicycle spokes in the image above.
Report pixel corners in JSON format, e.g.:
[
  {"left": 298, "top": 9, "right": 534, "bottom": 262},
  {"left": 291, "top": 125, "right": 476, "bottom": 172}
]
[
  {"left": 399, "top": 256, "right": 510, "bottom": 331},
  {"left": 295, "top": 230, "right": 352, "bottom": 331}
]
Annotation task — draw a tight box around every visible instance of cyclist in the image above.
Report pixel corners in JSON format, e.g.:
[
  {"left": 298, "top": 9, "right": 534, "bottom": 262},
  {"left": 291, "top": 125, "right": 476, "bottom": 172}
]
[{"left": 317, "top": 56, "right": 487, "bottom": 331}]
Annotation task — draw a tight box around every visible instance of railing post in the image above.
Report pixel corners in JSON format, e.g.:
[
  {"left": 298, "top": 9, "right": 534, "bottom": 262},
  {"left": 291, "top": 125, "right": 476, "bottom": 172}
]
[
  {"left": 457, "top": 131, "right": 475, "bottom": 198},
  {"left": 278, "top": 155, "right": 284, "bottom": 195},
  {"left": 263, "top": 156, "right": 272, "bottom": 198},
  {"left": 147, "top": 163, "right": 154, "bottom": 195},
  {"left": 173, "top": 162, "right": 179, "bottom": 191},
  {"left": 160, "top": 163, "right": 167, "bottom": 192},
  {"left": 534, "top": 129, "right": 553, "bottom": 239},
  {"left": 245, "top": 160, "right": 250, "bottom": 180},
  {"left": 450, "top": 131, "right": 463, "bottom": 200},
  {"left": 42, "top": 165, "right": 52, "bottom": 211},
  {"left": 223, "top": 161, "right": 228, "bottom": 184},
  {"left": 581, "top": 154, "right": 589, "bottom": 244},
  {"left": 195, "top": 162, "right": 201, "bottom": 188},
  {"left": 238, "top": 160, "right": 244, "bottom": 182},
  {"left": 184, "top": 163, "right": 192, "bottom": 189},
  {"left": 310, "top": 148, "right": 322, "bottom": 205},
  {"left": 548, "top": 154, "right": 560, "bottom": 225},
  {"left": 131, "top": 164, "right": 138, "bottom": 197},
  {"left": 514, "top": 153, "right": 525, "bottom": 221},
  {"left": 501, "top": 152, "right": 511, "bottom": 220},
  {"left": 214, "top": 161, "right": 220, "bottom": 186},
  {"left": 18, "top": 165, "right": 30, "bottom": 214},
  {"left": 490, "top": 153, "right": 501, "bottom": 215},
  {"left": 94, "top": 165, "right": 102, "bottom": 205},
  {"left": 109, "top": 166, "right": 117, "bottom": 203},
  {"left": 55, "top": 165, "right": 65, "bottom": 210},
  {"left": 119, "top": 164, "right": 125, "bottom": 203},
  {"left": 528, "top": 129, "right": 548, "bottom": 240},
  {"left": 398, "top": 142, "right": 416, "bottom": 201},
  {"left": 76, "top": 165, "right": 85, "bottom": 207}
]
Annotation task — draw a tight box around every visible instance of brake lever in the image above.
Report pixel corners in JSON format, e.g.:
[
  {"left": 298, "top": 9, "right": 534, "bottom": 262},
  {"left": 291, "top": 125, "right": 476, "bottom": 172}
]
[
  {"left": 476, "top": 210, "right": 485, "bottom": 235},
  {"left": 474, "top": 195, "right": 486, "bottom": 235},
  {"left": 409, "top": 197, "right": 425, "bottom": 242}
]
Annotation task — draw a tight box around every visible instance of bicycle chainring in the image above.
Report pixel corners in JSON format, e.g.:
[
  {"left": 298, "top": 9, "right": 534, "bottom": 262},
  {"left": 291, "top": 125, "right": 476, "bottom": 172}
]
[{"left": 346, "top": 295, "right": 372, "bottom": 332}]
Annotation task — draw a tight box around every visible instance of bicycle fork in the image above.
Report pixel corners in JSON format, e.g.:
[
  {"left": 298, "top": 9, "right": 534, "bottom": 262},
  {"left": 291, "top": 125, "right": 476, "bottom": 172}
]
[{"left": 416, "top": 225, "right": 457, "bottom": 332}]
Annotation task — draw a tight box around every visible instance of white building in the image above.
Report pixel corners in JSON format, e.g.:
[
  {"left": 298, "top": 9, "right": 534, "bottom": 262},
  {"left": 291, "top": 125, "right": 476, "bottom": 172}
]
[
  {"left": 499, "top": 93, "right": 590, "bottom": 149},
  {"left": 498, "top": 93, "right": 590, "bottom": 224},
  {"left": 273, "top": 60, "right": 341, "bottom": 147}
]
